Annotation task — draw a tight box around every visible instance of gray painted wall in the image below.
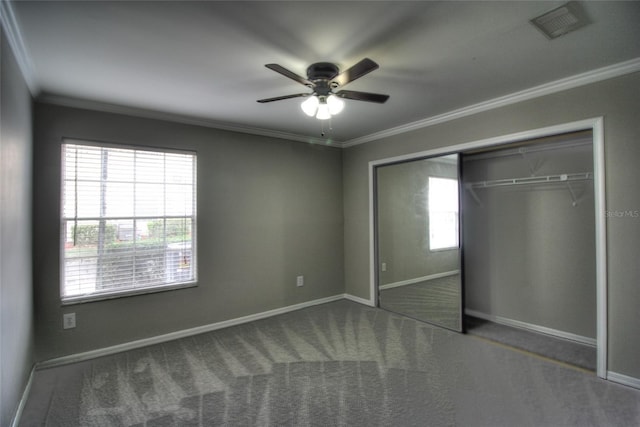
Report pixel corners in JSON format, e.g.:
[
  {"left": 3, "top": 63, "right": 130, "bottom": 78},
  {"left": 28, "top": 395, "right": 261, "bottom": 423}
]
[
  {"left": 33, "top": 103, "right": 344, "bottom": 361},
  {"left": 377, "top": 157, "right": 459, "bottom": 285},
  {"left": 343, "top": 72, "right": 640, "bottom": 380},
  {"left": 0, "top": 26, "right": 35, "bottom": 426},
  {"left": 462, "top": 139, "right": 596, "bottom": 339}
]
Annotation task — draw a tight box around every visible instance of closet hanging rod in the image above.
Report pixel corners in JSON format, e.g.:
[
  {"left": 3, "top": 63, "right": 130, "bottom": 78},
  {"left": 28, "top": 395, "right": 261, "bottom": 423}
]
[{"left": 466, "top": 172, "right": 592, "bottom": 189}]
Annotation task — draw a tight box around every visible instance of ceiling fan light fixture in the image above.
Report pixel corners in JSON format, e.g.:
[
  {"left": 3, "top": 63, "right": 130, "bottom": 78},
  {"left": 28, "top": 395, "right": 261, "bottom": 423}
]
[
  {"left": 315, "top": 102, "right": 331, "bottom": 120},
  {"left": 327, "top": 94, "right": 344, "bottom": 115},
  {"left": 259, "top": 58, "right": 389, "bottom": 121},
  {"left": 301, "top": 95, "right": 319, "bottom": 117},
  {"left": 301, "top": 95, "right": 343, "bottom": 120}
]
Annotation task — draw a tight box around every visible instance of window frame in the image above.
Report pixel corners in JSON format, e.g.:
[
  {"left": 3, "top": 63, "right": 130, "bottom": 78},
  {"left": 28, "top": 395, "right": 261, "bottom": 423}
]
[{"left": 60, "top": 138, "right": 198, "bottom": 304}]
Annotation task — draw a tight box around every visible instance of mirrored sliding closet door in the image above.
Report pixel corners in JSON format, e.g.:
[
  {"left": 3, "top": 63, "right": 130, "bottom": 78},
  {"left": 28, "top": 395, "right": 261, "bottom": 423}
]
[{"left": 375, "top": 154, "right": 462, "bottom": 331}]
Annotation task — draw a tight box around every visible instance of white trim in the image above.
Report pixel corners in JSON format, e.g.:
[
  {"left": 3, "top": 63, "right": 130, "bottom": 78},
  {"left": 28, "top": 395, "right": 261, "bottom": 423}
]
[
  {"left": 465, "top": 309, "right": 597, "bottom": 347},
  {"left": 10, "top": 365, "right": 35, "bottom": 427},
  {"left": 607, "top": 371, "right": 640, "bottom": 390},
  {"left": 37, "top": 294, "right": 344, "bottom": 369},
  {"left": 33, "top": 57, "right": 639, "bottom": 152},
  {"left": 343, "top": 293, "right": 375, "bottom": 307},
  {"left": 38, "top": 94, "right": 342, "bottom": 148},
  {"left": 368, "top": 118, "right": 604, "bottom": 169},
  {"left": 369, "top": 161, "right": 378, "bottom": 308},
  {"left": 0, "top": 0, "right": 38, "bottom": 94},
  {"left": 345, "top": 57, "right": 640, "bottom": 147},
  {"left": 592, "top": 117, "right": 608, "bottom": 379},
  {"left": 379, "top": 270, "right": 459, "bottom": 290},
  {"left": 368, "top": 117, "right": 607, "bottom": 378}
]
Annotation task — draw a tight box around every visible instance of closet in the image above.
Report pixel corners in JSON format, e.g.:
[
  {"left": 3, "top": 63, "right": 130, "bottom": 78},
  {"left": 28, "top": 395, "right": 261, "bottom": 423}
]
[
  {"left": 461, "top": 131, "right": 596, "bottom": 369},
  {"left": 374, "top": 130, "right": 598, "bottom": 370}
]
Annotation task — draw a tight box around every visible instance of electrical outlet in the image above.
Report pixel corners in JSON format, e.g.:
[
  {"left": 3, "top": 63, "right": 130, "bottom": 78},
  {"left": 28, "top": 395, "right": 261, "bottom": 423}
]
[
  {"left": 63, "top": 313, "right": 76, "bottom": 329},
  {"left": 381, "top": 262, "right": 387, "bottom": 272},
  {"left": 296, "top": 275, "right": 304, "bottom": 287}
]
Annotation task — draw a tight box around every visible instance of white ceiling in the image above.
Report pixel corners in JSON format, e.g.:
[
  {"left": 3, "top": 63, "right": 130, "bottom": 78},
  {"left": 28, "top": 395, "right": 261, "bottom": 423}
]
[{"left": 6, "top": 1, "right": 640, "bottom": 145}]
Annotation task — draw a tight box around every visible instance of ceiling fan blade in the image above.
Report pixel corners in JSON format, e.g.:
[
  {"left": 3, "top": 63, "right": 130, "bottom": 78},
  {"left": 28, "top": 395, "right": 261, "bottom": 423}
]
[
  {"left": 333, "top": 58, "right": 379, "bottom": 87},
  {"left": 257, "top": 93, "right": 309, "bottom": 103},
  {"left": 265, "top": 64, "right": 313, "bottom": 87},
  {"left": 335, "top": 90, "right": 389, "bottom": 103}
]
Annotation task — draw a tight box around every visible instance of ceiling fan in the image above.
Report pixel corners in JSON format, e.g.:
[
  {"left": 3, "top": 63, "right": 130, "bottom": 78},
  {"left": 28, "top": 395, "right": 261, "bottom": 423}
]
[{"left": 257, "top": 58, "right": 389, "bottom": 120}]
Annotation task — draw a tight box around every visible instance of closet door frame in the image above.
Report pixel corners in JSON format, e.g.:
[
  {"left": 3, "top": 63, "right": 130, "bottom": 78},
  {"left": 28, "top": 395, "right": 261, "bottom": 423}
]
[{"left": 368, "top": 117, "right": 607, "bottom": 379}]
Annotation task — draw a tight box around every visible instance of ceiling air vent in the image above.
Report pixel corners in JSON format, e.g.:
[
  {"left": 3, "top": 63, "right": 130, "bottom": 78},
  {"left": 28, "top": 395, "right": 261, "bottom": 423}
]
[{"left": 530, "top": 2, "right": 590, "bottom": 39}]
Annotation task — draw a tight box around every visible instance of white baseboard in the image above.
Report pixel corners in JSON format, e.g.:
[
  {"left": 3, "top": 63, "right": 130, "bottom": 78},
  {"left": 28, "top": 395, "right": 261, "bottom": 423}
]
[
  {"left": 607, "top": 371, "right": 640, "bottom": 390},
  {"left": 37, "top": 294, "right": 345, "bottom": 369},
  {"left": 465, "top": 309, "right": 597, "bottom": 347},
  {"left": 10, "top": 365, "right": 35, "bottom": 427},
  {"left": 379, "top": 270, "right": 460, "bottom": 291},
  {"left": 343, "top": 293, "right": 375, "bottom": 307}
]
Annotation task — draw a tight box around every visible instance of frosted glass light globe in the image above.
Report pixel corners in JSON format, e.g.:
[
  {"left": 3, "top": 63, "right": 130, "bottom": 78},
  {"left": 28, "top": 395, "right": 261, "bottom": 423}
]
[
  {"left": 315, "top": 103, "right": 331, "bottom": 120},
  {"left": 327, "top": 95, "right": 344, "bottom": 115},
  {"left": 301, "top": 96, "right": 319, "bottom": 117}
]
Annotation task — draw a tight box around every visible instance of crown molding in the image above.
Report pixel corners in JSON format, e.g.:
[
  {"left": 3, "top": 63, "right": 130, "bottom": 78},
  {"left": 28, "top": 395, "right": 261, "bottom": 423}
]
[
  {"left": 36, "top": 52, "right": 640, "bottom": 151},
  {"left": 12, "top": 0, "right": 637, "bottom": 152},
  {"left": 342, "top": 57, "right": 640, "bottom": 148},
  {"left": 0, "top": 0, "right": 38, "bottom": 94},
  {"left": 38, "top": 94, "right": 343, "bottom": 148}
]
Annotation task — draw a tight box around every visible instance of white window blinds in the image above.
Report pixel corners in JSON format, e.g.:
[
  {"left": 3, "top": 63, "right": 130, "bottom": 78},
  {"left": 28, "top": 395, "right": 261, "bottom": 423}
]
[{"left": 61, "top": 141, "right": 197, "bottom": 302}]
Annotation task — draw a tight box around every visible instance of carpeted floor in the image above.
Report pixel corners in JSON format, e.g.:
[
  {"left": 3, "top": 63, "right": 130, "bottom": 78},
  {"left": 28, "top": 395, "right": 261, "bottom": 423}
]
[
  {"left": 379, "top": 274, "right": 461, "bottom": 330},
  {"left": 20, "top": 300, "right": 640, "bottom": 426},
  {"left": 465, "top": 316, "right": 597, "bottom": 372}
]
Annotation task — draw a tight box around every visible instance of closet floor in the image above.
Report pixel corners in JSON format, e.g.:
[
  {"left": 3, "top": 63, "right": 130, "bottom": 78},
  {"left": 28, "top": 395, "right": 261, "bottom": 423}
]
[{"left": 465, "top": 316, "right": 597, "bottom": 372}]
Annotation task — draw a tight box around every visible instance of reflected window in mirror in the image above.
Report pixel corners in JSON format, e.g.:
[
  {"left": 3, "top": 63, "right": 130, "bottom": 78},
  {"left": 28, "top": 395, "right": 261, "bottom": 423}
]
[{"left": 428, "top": 177, "right": 459, "bottom": 251}]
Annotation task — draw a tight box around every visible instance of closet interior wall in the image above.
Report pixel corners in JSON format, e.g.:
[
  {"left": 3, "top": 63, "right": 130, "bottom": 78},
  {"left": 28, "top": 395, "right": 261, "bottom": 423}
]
[{"left": 462, "top": 133, "right": 596, "bottom": 341}]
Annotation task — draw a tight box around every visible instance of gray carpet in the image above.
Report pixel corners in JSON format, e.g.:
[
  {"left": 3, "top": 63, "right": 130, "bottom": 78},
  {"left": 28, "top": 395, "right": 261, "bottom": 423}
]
[
  {"left": 21, "top": 300, "right": 640, "bottom": 426},
  {"left": 465, "top": 316, "right": 597, "bottom": 372},
  {"left": 380, "top": 275, "right": 461, "bottom": 330}
]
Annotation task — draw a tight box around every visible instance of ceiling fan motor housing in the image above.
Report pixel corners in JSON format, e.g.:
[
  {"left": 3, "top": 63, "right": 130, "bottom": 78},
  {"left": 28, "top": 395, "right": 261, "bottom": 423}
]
[
  {"left": 306, "top": 62, "right": 340, "bottom": 81},
  {"left": 306, "top": 62, "right": 340, "bottom": 96}
]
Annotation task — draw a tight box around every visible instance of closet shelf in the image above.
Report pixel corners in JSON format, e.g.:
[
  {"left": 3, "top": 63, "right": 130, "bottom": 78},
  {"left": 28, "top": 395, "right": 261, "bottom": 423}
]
[
  {"left": 465, "top": 172, "right": 593, "bottom": 207},
  {"left": 465, "top": 172, "right": 592, "bottom": 189}
]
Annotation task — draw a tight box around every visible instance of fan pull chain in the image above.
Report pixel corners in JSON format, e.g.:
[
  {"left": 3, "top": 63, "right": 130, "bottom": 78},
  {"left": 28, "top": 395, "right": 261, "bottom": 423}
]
[{"left": 320, "top": 117, "right": 333, "bottom": 137}]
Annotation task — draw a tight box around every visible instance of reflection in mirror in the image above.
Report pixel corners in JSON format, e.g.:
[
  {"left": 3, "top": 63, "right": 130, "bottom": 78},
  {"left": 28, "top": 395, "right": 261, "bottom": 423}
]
[{"left": 376, "top": 154, "right": 462, "bottom": 331}]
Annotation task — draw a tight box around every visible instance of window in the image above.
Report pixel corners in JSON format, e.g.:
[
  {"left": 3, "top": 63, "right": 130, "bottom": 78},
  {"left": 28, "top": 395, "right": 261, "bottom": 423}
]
[
  {"left": 61, "top": 141, "right": 197, "bottom": 302},
  {"left": 428, "top": 177, "right": 459, "bottom": 250}
]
